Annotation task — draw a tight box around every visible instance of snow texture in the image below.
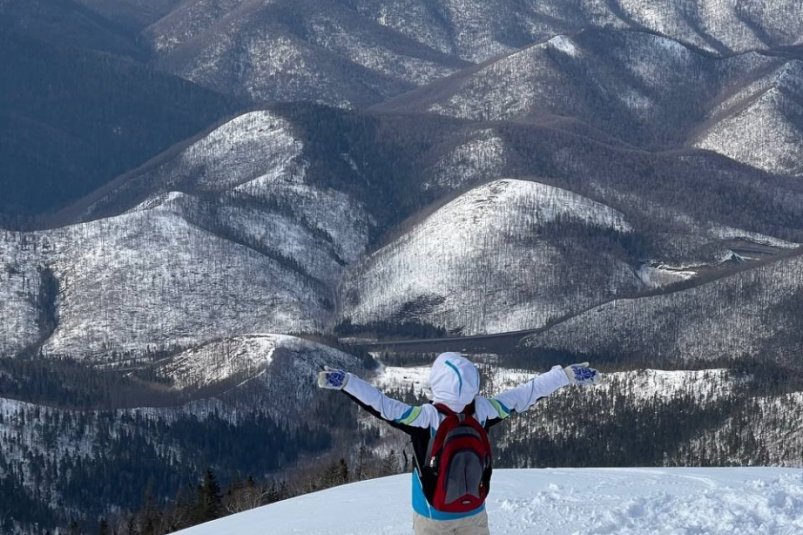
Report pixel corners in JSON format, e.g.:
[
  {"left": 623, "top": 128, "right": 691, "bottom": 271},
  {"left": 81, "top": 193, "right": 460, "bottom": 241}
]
[
  {"left": 0, "top": 110, "right": 374, "bottom": 362},
  {"left": 0, "top": 233, "right": 44, "bottom": 356},
  {"left": 525, "top": 252, "right": 803, "bottom": 364},
  {"left": 133, "top": 0, "right": 803, "bottom": 110},
  {"left": 694, "top": 61, "right": 803, "bottom": 175},
  {"left": 0, "top": 333, "right": 365, "bottom": 500},
  {"left": 37, "top": 210, "right": 327, "bottom": 361},
  {"left": 173, "top": 468, "right": 803, "bottom": 535},
  {"left": 339, "top": 178, "right": 639, "bottom": 335}
]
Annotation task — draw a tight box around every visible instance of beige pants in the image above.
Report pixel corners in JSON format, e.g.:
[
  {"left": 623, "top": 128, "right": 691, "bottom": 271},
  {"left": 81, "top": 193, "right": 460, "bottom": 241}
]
[{"left": 413, "top": 510, "right": 490, "bottom": 535}]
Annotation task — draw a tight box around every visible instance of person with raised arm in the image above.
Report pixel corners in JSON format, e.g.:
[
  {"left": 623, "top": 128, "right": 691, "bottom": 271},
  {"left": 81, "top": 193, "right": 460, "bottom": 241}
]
[{"left": 318, "top": 352, "right": 600, "bottom": 535}]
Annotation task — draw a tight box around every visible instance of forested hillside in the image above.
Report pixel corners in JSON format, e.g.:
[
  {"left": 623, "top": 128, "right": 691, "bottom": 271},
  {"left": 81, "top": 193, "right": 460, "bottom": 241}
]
[{"left": 1, "top": 1, "right": 802, "bottom": 533}]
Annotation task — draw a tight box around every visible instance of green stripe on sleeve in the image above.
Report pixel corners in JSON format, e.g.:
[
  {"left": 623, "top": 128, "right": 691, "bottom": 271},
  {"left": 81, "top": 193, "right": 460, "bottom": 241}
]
[
  {"left": 396, "top": 406, "right": 422, "bottom": 425},
  {"left": 489, "top": 399, "right": 511, "bottom": 419}
]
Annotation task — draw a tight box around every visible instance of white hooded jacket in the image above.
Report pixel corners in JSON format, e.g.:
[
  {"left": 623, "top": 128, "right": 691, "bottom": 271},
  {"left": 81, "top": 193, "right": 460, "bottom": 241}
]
[
  {"left": 343, "top": 352, "right": 569, "bottom": 431},
  {"left": 341, "top": 352, "right": 570, "bottom": 520}
]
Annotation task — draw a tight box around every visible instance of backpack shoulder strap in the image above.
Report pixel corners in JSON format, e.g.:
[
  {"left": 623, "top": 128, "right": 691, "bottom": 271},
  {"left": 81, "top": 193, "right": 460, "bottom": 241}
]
[
  {"left": 433, "top": 401, "right": 476, "bottom": 418},
  {"left": 433, "top": 403, "right": 453, "bottom": 417}
]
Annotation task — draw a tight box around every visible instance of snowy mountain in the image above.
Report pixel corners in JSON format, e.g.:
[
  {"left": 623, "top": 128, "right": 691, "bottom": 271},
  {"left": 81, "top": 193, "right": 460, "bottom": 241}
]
[
  {"left": 346, "top": 0, "right": 803, "bottom": 60},
  {"left": 338, "top": 178, "right": 641, "bottom": 335},
  {"left": 692, "top": 59, "right": 803, "bottom": 176},
  {"left": 377, "top": 28, "right": 803, "bottom": 161},
  {"left": 0, "top": 109, "right": 376, "bottom": 361},
  {"left": 145, "top": 0, "right": 468, "bottom": 107},
  {"left": 3, "top": 103, "right": 803, "bottom": 361},
  {"left": 522, "top": 248, "right": 803, "bottom": 365},
  {"left": 2, "top": 1, "right": 803, "bottom": 532},
  {"left": 173, "top": 468, "right": 803, "bottom": 535},
  {"left": 63, "top": 0, "right": 801, "bottom": 109}
]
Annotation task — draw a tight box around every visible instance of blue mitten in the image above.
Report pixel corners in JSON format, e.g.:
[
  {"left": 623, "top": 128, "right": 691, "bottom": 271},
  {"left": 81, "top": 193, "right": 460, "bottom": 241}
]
[
  {"left": 564, "top": 362, "right": 600, "bottom": 386},
  {"left": 317, "top": 366, "right": 349, "bottom": 390}
]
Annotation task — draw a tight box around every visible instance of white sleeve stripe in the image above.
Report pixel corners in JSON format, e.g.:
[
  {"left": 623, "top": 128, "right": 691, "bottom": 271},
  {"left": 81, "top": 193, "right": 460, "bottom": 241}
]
[{"left": 343, "top": 374, "right": 434, "bottom": 428}]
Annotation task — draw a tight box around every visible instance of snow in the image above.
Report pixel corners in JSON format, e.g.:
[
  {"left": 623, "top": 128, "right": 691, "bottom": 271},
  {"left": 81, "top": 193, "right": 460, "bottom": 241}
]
[
  {"left": 0, "top": 108, "right": 376, "bottom": 362},
  {"left": 175, "top": 111, "right": 304, "bottom": 191},
  {"left": 548, "top": 35, "right": 579, "bottom": 57},
  {"left": 526, "top": 252, "right": 803, "bottom": 364},
  {"left": 689, "top": 58, "right": 803, "bottom": 175},
  {"left": 306, "top": 13, "right": 461, "bottom": 86},
  {"left": 32, "top": 209, "right": 329, "bottom": 360},
  {"left": 694, "top": 83, "right": 803, "bottom": 175},
  {"left": 173, "top": 468, "right": 803, "bottom": 535},
  {"left": 637, "top": 263, "right": 696, "bottom": 289},
  {"left": 154, "top": 333, "right": 359, "bottom": 392},
  {"left": 339, "top": 178, "right": 638, "bottom": 335},
  {"left": 154, "top": 334, "right": 288, "bottom": 390},
  {"left": 427, "top": 129, "right": 508, "bottom": 191}
]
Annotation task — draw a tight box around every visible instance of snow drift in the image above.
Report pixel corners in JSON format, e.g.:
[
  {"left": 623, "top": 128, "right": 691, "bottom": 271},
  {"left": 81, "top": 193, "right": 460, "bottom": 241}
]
[{"left": 173, "top": 468, "right": 803, "bottom": 535}]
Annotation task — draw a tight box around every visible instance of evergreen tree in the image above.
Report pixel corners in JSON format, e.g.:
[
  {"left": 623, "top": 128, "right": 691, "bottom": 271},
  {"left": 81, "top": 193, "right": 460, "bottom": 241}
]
[{"left": 193, "top": 468, "right": 224, "bottom": 524}]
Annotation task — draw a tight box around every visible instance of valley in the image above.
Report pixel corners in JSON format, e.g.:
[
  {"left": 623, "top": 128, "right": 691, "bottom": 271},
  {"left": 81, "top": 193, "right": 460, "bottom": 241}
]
[{"left": 0, "top": 1, "right": 802, "bottom": 533}]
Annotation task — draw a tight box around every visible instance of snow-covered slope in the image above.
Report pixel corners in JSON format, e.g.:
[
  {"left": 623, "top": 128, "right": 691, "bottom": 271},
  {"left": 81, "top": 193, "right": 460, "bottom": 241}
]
[
  {"left": 524, "top": 249, "right": 803, "bottom": 364},
  {"left": 145, "top": 0, "right": 467, "bottom": 107},
  {"left": 43, "top": 210, "right": 329, "bottom": 360},
  {"left": 693, "top": 60, "right": 803, "bottom": 176},
  {"left": 152, "top": 333, "right": 357, "bottom": 395},
  {"left": 378, "top": 29, "right": 803, "bottom": 155},
  {"left": 130, "top": 1, "right": 803, "bottom": 108},
  {"left": 338, "top": 178, "right": 641, "bottom": 335},
  {"left": 174, "top": 468, "right": 803, "bottom": 535},
  {"left": 0, "top": 110, "right": 373, "bottom": 362},
  {"left": 2, "top": 103, "right": 801, "bottom": 362},
  {"left": 352, "top": 0, "right": 803, "bottom": 60}
]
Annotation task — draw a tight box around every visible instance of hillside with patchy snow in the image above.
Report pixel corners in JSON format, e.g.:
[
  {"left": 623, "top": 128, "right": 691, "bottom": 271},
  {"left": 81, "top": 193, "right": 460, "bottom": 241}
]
[
  {"left": 338, "top": 178, "right": 640, "bottom": 335},
  {"left": 692, "top": 60, "right": 803, "bottom": 176},
  {"left": 2, "top": 2, "right": 803, "bottom": 532},
  {"left": 523, "top": 249, "right": 803, "bottom": 365},
  {"left": 0, "top": 110, "right": 374, "bottom": 361},
  {"left": 378, "top": 28, "right": 803, "bottom": 162},
  {"left": 137, "top": 0, "right": 803, "bottom": 107}
]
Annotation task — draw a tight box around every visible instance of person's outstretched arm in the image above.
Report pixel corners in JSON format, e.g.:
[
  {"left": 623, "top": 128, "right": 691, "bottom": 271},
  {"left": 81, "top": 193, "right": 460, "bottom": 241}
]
[
  {"left": 480, "top": 363, "right": 600, "bottom": 426},
  {"left": 317, "top": 367, "right": 436, "bottom": 431}
]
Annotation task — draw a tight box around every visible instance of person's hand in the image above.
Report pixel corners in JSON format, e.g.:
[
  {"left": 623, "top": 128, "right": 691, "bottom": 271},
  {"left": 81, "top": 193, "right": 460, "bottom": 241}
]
[
  {"left": 317, "top": 366, "right": 349, "bottom": 390},
  {"left": 563, "top": 362, "right": 600, "bottom": 386}
]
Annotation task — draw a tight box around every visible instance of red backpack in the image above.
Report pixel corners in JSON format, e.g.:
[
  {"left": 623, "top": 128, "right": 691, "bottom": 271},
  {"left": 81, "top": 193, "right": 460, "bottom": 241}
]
[{"left": 424, "top": 402, "right": 493, "bottom": 513}]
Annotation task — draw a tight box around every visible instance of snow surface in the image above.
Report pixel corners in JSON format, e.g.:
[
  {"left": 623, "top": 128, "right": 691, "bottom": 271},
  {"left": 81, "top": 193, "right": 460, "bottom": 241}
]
[
  {"left": 339, "top": 178, "right": 639, "bottom": 335},
  {"left": 526, "top": 252, "right": 803, "bottom": 364},
  {"left": 694, "top": 60, "right": 803, "bottom": 175},
  {"left": 0, "top": 109, "right": 372, "bottom": 362},
  {"left": 173, "top": 468, "right": 803, "bottom": 535},
  {"left": 548, "top": 35, "right": 579, "bottom": 57}
]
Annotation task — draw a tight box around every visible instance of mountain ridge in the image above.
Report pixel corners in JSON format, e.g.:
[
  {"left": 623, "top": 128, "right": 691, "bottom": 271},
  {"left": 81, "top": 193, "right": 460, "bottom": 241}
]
[{"left": 2, "top": 3, "right": 803, "bottom": 532}]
